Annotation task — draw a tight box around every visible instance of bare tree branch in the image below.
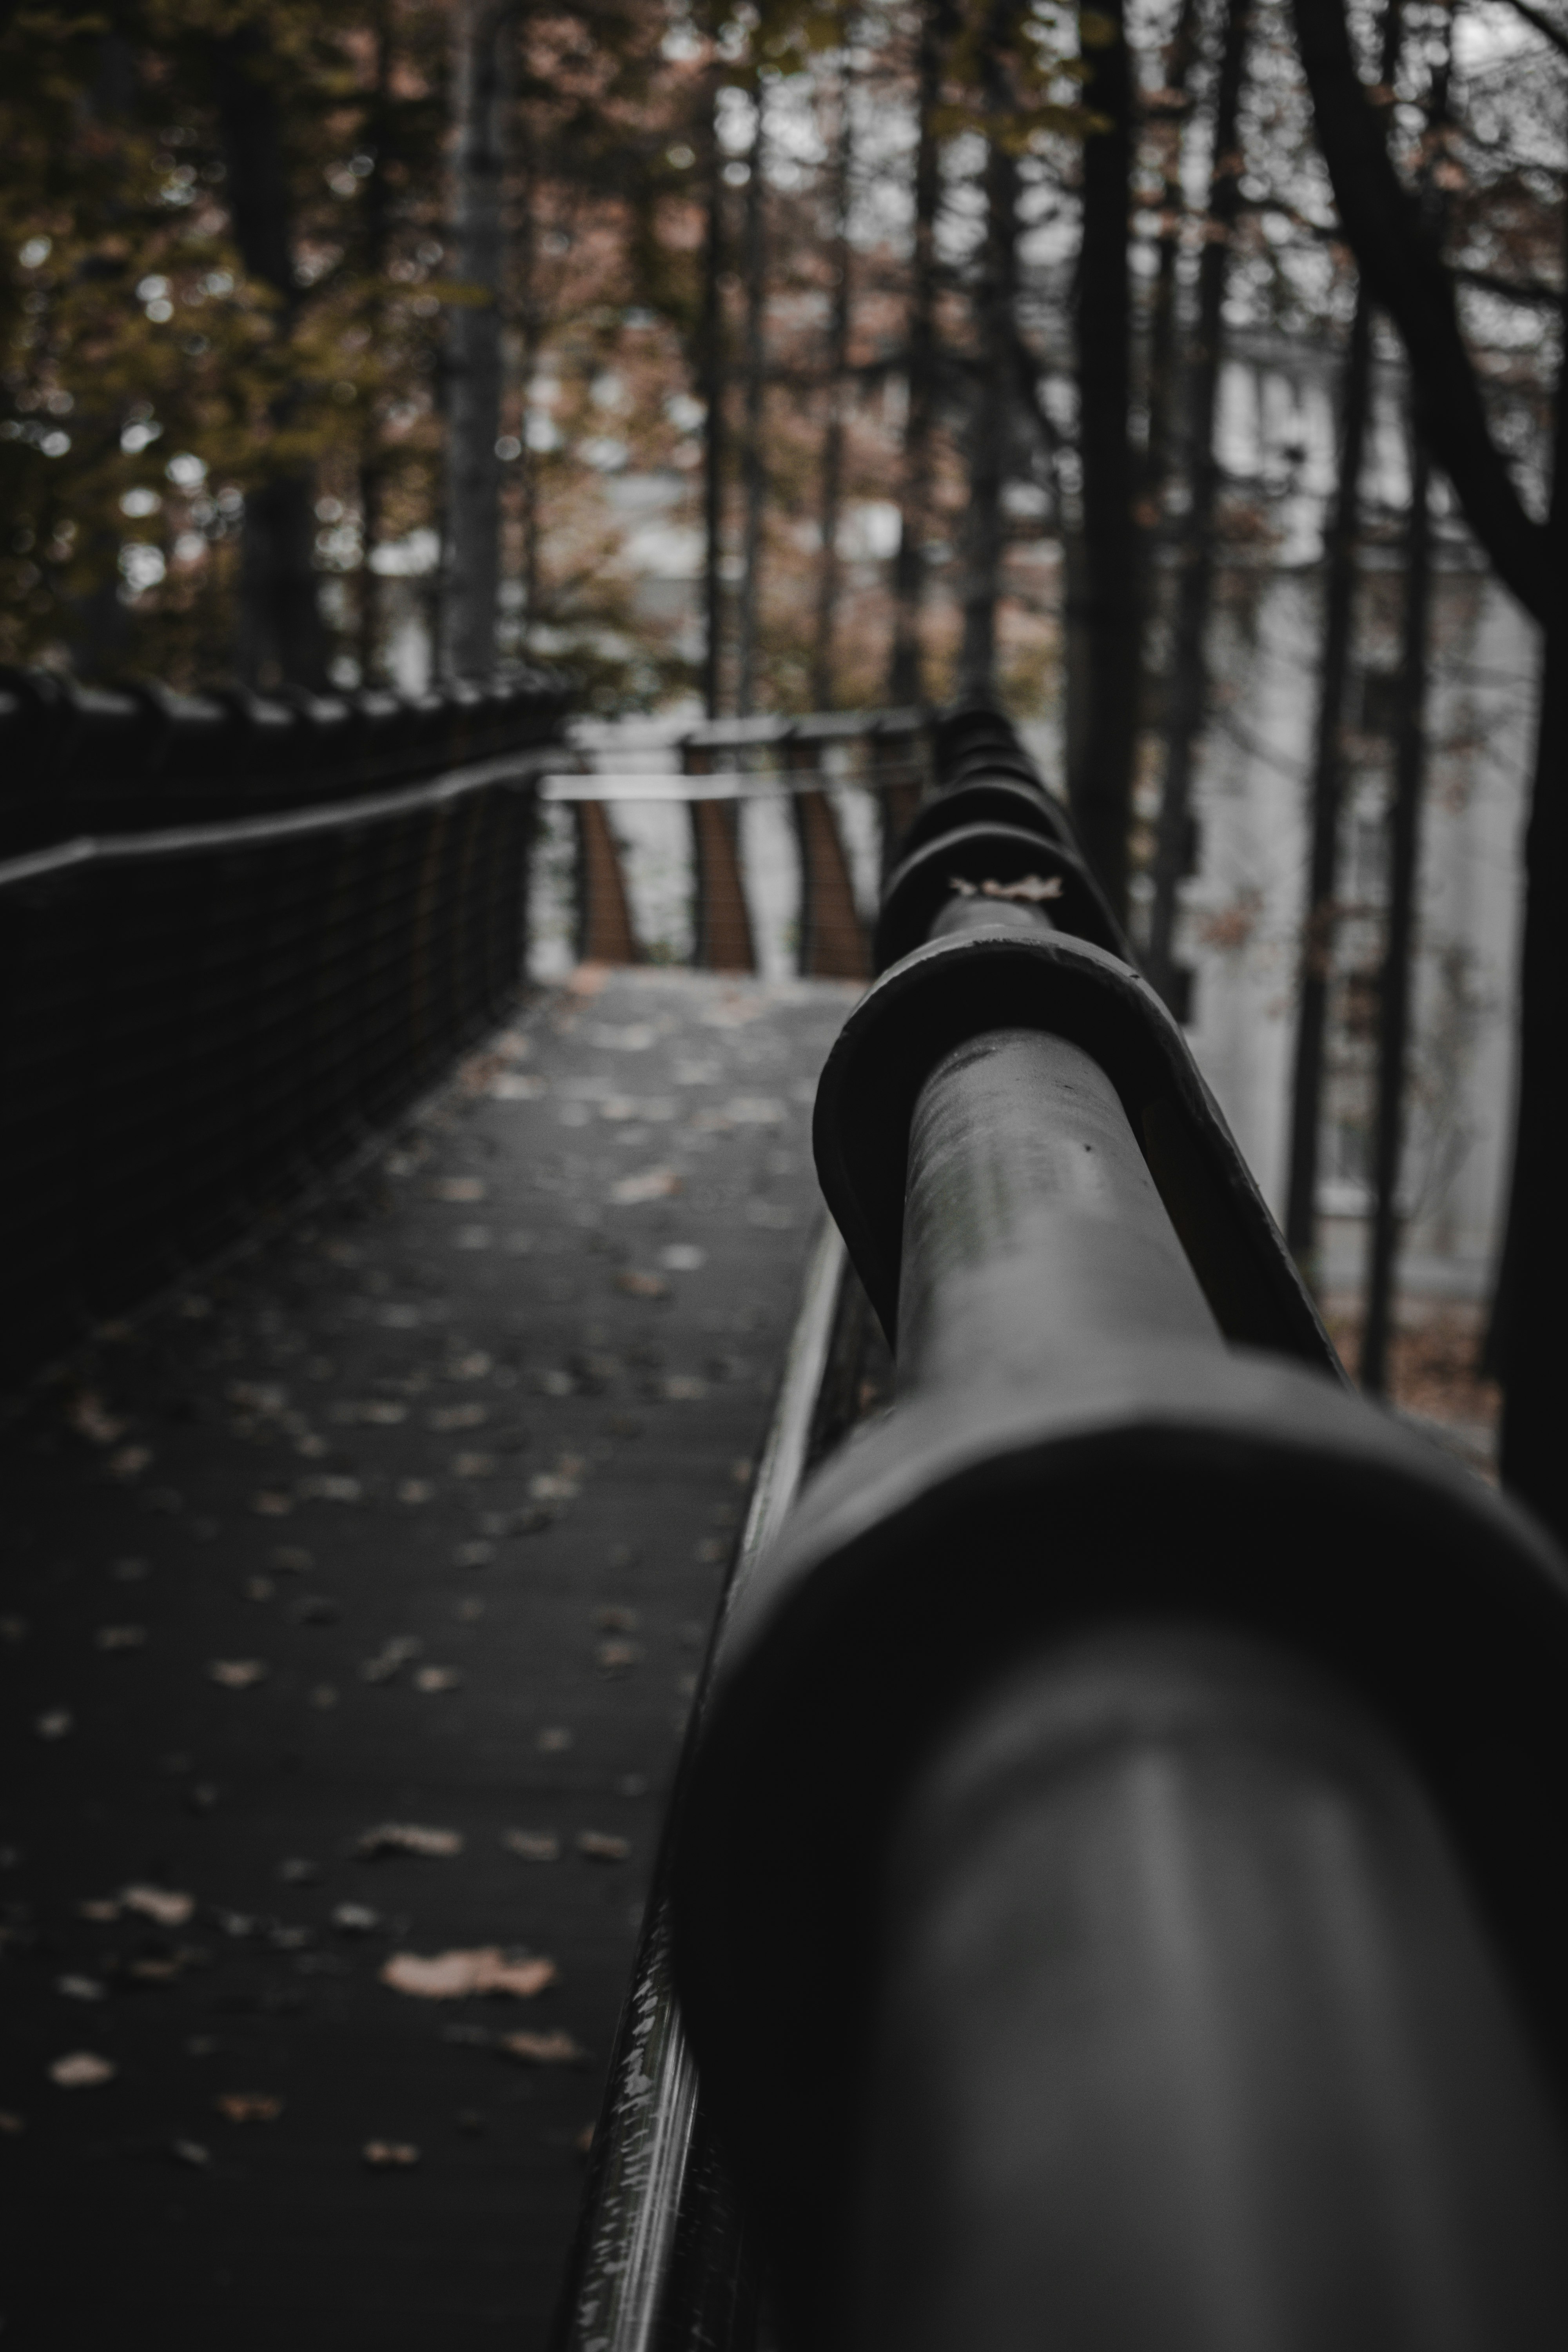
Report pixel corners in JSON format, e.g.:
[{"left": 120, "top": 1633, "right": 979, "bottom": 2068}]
[{"left": 1291, "top": 0, "right": 1549, "bottom": 618}]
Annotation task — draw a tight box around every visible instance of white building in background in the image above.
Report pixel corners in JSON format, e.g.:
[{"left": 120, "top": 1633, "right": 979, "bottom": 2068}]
[{"left": 1111, "top": 335, "right": 1536, "bottom": 1306}]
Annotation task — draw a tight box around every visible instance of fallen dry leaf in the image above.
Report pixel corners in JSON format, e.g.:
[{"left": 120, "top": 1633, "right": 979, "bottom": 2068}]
[
  {"left": 122, "top": 1884, "right": 195, "bottom": 1927},
  {"left": 49, "top": 2052, "right": 116, "bottom": 2089},
  {"left": 0, "top": 2111, "right": 25, "bottom": 2134},
  {"left": 34, "top": 1709, "right": 73, "bottom": 1740},
  {"left": 207, "top": 1659, "right": 268, "bottom": 1690},
  {"left": 94, "top": 1624, "right": 146, "bottom": 1653},
  {"left": 361, "top": 1637, "right": 423, "bottom": 1684},
  {"left": 395, "top": 1478, "right": 437, "bottom": 1506},
  {"left": 413, "top": 1665, "right": 463, "bottom": 1694},
  {"left": 595, "top": 1639, "right": 639, "bottom": 1677},
  {"left": 170, "top": 2138, "right": 211, "bottom": 2169},
  {"left": 330, "top": 1902, "right": 382, "bottom": 1934},
  {"left": 608, "top": 1167, "right": 681, "bottom": 1205},
  {"left": 69, "top": 1392, "right": 129, "bottom": 1446},
  {"left": 500, "top": 2030, "right": 586, "bottom": 2066},
  {"left": 501, "top": 1829, "right": 560, "bottom": 1862},
  {"left": 577, "top": 1832, "right": 632, "bottom": 1865},
  {"left": 363, "top": 2140, "right": 421, "bottom": 2168},
  {"left": 615, "top": 1270, "right": 670, "bottom": 1299},
  {"left": 216, "top": 2093, "right": 284, "bottom": 2123},
  {"left": 56, "top": 1975, "right": 106, "bottom": 2003},
  {"left": 251, "top": 1491, "right": 294, "bottom": 1518},
  {"left": 380, "top": 1948, "right": 559, "bottom": 2001},
  {"left": 356, "top": 1822, "right": 463, "bottom": 1860},
  {"left": 428, "top": 1176, "right": 487, "bottom": 1202}
]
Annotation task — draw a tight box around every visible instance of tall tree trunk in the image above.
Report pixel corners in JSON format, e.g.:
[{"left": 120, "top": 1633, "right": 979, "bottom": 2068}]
[
  {"left": 1140, "top": 0, "right": 1201, "bottom": 528},
  {"left": 1494, "top": 298, "right": 1568, "bottom": 1527},
  {"left": 736, "top": 84, "right": 768, "bottom": 717},
  {"left": 441, "top": 0, "right": 510, "bottom": 681},
  {"left": 517, "top": 96, "right": 542, "bottom": 647},
  {"left": 1071, "top": 0, "right": 1138, "bottom": 921},
  {"left": 1281, "top": 289, "right": 1371, "bottom": 1268},
  {"left": 1145, "top": 0, "right": 1252, "bottom": 1008},
  {"left": 357, "top": 3, "right": 394, "bottom": 685},
  {"left": 699, "top": 29, "right": 728, "bottom": 720},
  {"left": 1360, "top": 428, "right": 1432, "bottom": 1393},
  {"left": 1283, "top": 0, "right": 1403, "bottom": 1270},
  {"left": 812, "top": 51, "right": 853, "bottom": 712},
  {"left": 958, "top": 4, "right": 1019, "bottom": 701},
  {"left": 212, "top": 25, "right": 330, "bottom": 690},
  {"left": 888, "top": 0, "right": 948, "bottom": 706}
]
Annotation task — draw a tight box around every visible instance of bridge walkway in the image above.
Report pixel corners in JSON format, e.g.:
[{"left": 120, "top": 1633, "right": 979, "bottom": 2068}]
[{"left": 0, "top": 965, "right": 853, "bottom": 2351}]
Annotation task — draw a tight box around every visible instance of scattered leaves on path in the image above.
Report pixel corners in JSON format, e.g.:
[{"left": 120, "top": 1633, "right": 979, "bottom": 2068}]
[
  {"left": 381, "top": 1948, "right": 558, "bottom": 2001},
  {"left": 356, "top": 1823, "right": 463, "bottom": 1860},
  {"left": 577, "top": 1832, "right": 632, "bottom": 1864},
  {"left": 207, "top": 1659, "right": 268, "bottom": 1690},
  {"left": 500, "top": 2030, "right": 586, "bottom": 2066},
  {"left": 122, "top": 1886, "right": 195, "bottom": 1927},
  {"left": 501, "top": 1829, "right": 559, "bottom": 1862},
  {"left": 216, "top": 2093, "right": 283, "bottom": 2123},
  {"left": 608, "top": 1167, "right": 681, "bottom": 1205},
  {"left": 49, "top": 2052, "right": 116, "bottom": 2088}
]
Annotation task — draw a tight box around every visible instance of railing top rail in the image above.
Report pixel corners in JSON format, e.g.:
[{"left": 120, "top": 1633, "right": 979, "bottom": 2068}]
[
  {"left": 678, "top": 706, "right": 926, "bottom": 753},
  {"left": 0, "top": 744, "right": 557, "bottom": 893},
  {"left": 541, "top": 761, "right": 925, "bottom": 804}
]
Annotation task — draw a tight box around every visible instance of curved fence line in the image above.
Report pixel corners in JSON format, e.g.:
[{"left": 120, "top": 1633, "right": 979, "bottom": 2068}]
[{"left": 0, "top": 682, "right": 566, "bottom": 1387}]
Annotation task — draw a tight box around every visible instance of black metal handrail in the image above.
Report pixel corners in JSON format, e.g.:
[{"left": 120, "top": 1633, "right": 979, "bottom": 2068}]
[
  {"left": 0, "top": 665, "right": 569, "bottom": 853},
  {"left": 0, "top": 673, "right": 566, "bottom": 1386},
  {"left": 558, "top": 704, "right": 1568, "bottom": 2351}
]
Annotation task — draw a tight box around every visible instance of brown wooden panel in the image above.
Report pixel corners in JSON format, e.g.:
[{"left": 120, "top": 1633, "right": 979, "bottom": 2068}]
[
  {"left": 795, "top": 783, "right": 869, "bottom": 982},
  {"left": 575, "top": 800, "right": 642, "bottom": 965},
  {"left": 688, "top": 797, "right": 757, "bottom": 974}
]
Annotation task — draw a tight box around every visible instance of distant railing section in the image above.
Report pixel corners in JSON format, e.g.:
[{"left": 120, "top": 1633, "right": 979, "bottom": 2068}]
[
  {"left": 0, "top": 669, "right": 568, "bottom": 1384},
  {"left": 539, "top": 709, "right": 931, "bottom": 982}
]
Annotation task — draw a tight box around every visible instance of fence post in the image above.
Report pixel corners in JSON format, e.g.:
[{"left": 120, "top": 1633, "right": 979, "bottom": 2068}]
[
  {"left": 683, "top": 739, "right": 756, "bottom": 973},
  {"left": 791, "top": 722, "right": 869, "bottom": 981},
  {"left": 574, "top": 799, "right": 641, "bottom": 965}
]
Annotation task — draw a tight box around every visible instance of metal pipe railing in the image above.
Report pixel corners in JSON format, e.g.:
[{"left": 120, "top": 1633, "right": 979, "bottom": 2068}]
[{"left": 659, "top": 703, "right": 1568, "bottom": 2350}]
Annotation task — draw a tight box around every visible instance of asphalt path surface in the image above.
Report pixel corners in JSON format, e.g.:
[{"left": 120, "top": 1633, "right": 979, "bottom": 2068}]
[{"left": 0, "top": 965, "right": 854, "bottom": 2350}]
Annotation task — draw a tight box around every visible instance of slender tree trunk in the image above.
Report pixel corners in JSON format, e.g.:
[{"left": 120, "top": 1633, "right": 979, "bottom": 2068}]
[
  {"left": 1131, "top": 0, "right": 1200, "bottom": 821},
  {"left": 812, "top": 52, "right": 854, "bottom": 712},
  {"left": 1140, "top": 0, "right": 1201, "bottom": 528},
  {"left": 357, "top": 4, "right": 393, "bottom": 684},
  {"left": 699, "top": 43, "right": 728, "bottom": 719},
  {"left": 1360, "top": 429, "right": 1432, "bottom": 1393},
  {"left": 736, "top": 85, "right": 768, "bottom": 718},
  {"left": 212, "top": 26, "right": 330, "bottom": 690},
  {"left": 1072, "top": 0, "right": 1138, "bottom": 921},
  {"left": 1284, "top": 0, "right": 1405, "bottom": 1273},
  {"left": 959, "top": 4, "right": 1019, "bottom": 700},
  {"left": 441, "top": 0, "right": 510, "bottom": 680},
  {"left": 1145, "top": 0, "right": 1252, "bottom": 1007},
  {"left": 1495, "top": 281, "right": 1568, "bottom": 1531},
  {"left": 1282, "top": 290, "right": 1370, "bottom": 1267},
  {"left": 517, "top": 102, "right": 542, "bottom": 646},
  {"left": 888, "top": 0, "right": 947, "bottom": 705}
]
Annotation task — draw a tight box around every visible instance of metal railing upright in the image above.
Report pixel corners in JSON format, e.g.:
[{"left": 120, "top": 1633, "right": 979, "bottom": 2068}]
[{"left": 0, "top": 667, "right": 568, "bottom": 1385}]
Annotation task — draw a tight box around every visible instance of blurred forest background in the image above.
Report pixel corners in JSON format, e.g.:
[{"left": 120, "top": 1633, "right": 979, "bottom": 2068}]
[{"left": 2, "top": 0, "right": 1566, "bottom": 1506}]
